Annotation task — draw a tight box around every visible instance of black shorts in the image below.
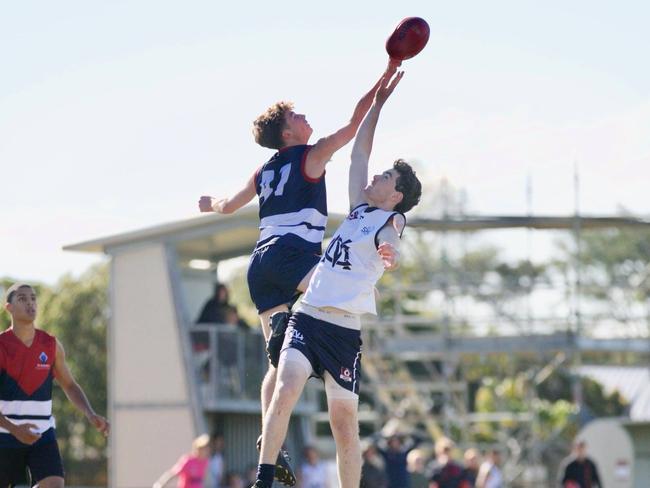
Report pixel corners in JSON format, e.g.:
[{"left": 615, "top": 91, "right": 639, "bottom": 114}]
[
  {"left": 0, "top": 434, "right": 64, "bottom": 486},
  {"left": 247, "top": 243, "right": 320, "bottom": 313},
  {"left": 283, "top": 312, "right": 362, "bottom": 395}
]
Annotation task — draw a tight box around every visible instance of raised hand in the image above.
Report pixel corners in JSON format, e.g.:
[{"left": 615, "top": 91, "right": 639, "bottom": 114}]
[
  {"left": 198, "top": 196, "right": 226, "bottom": 213},
  {"left": 375, "top": 70, "right": 404, "bottom": 106}
]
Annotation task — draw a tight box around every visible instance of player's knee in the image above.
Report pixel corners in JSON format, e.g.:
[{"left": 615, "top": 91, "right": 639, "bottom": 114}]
[
  {"left": 329, "top": 404, "right": 359, "bottom": 442},
  {"left": 37, "top": 476, "right": 65, "bottom": 488}
]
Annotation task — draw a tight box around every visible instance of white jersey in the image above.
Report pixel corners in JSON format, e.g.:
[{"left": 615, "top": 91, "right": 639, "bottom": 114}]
[{"left": 303, "top": 203, "right": 403, "bottom": 315}]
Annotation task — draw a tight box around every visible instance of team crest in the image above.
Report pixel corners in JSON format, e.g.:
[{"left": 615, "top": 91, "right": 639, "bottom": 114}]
[
  {"left": 339, "top": 367, "right": 352, "bottom": 382},
  {"left": 323, "top": 236, "right": 352, "bottom": 270},
  {"left": 36, "top": 351, "right": 51, "bottom": 370}
]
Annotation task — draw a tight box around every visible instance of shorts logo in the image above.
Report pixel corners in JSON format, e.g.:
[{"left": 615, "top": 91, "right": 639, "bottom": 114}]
[
  {"left": 288, "top": 328, "right": 305, "bottom": 344},
  {"left": 339, "top": 367, "right": 353, "bottom": 382},
  {"left": 36, "top": 351, "right": 51, "bottom": 370}
]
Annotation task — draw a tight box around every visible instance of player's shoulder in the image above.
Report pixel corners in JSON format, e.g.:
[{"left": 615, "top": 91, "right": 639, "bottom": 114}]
[{"left": 35, "top": 328, "right": 58, "bottom": 346}]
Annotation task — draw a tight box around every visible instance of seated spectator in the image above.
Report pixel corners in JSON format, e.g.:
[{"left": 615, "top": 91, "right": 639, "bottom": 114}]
[
  {"left": 297, "top": 445, "right": 328, "bottom": 488},
  {"left": 429, "top": 437, "right": 469, "bottom": 488}
]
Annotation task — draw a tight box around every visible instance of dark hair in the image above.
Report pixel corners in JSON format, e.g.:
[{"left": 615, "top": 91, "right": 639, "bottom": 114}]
[
  {"left": 252, "top": 101, "right": 294, "bottom": 150},
  {"left": 393, "top": 159, "right": 422, "bottom": 213},
  {"left": 5, "top": 283, "right": 33, "bottom": 304}
]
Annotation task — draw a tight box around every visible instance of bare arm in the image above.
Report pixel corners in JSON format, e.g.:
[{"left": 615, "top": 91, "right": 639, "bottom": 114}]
[
  {"left": 376, "top": 215, "right": 405, "bottom": 271},
  {"left": 153, "top": 469, "right": 177, "bottom": 488},
  {"left": 0, "top": 412, "right": 41, "bottom": 445},
  {"left": 349, "top": 68, "right": 404, "bottom": 209},
  {"left": 54, "top": 340, "right": 110, "bottom": 436},
  {"left": 303, "top": 61, "right": 399, "bottom": 180},
  {"left": 198, "top": 171, "right": 257, "bottom": 214}
]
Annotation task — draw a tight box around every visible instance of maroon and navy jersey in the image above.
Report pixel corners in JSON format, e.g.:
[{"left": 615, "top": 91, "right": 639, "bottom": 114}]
[
  {"left": 255, "top": 145, "right": 327, "bottom": 253},
  {"left": 0, "top": 329, "right": 57, "bottom": 447}
]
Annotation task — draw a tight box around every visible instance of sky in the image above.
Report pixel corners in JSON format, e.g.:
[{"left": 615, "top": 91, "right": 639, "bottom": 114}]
[{"left": 1, "top": 0, "right": 649, "bottom": 284}]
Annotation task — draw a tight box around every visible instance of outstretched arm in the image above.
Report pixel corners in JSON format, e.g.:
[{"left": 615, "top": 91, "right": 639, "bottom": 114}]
[
  {"left": 54, "top": 340, "right": 110, "bottom": 437},
  {"left": 302, "top": 60, "right": 398, "bottom": 180},
  {"left": 349, "top": 67, "right": 404, "bottom": 209},
  {"left": 199, "top": 171, "right": 257, "bottom": 214}
]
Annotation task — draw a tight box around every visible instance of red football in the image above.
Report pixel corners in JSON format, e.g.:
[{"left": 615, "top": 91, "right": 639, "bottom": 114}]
[{"left": 385, "top": 17, "right": 430, "bottom": 61}]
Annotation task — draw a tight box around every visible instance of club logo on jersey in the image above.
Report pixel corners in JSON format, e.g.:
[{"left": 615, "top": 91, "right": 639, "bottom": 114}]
[
  {"left": 347, "top": 210, "right": 364, "bottom": 221},
  {"left": 361, "top": 226, "right": 375, "bottom": 235},
  {"left": 339, "top": 367, "right": 352, "bottom": 382},
  {"left": 36, "top": 351, "right": 51, "bottom": 370},
  {"left": 323, "top": 236, "right": 352, "bottom": 270}
]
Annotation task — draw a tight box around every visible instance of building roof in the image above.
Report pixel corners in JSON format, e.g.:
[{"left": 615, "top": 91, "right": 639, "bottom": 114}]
[{"left": 64, "top": 209, "right": 650, "bottom": 260}]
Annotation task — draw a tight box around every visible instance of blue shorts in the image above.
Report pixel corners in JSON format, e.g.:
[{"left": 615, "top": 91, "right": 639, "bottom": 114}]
[
  {"left": 247, "top": 243, "right": 320, "bottom": 313},
  {"left": 283, "top": 312, "right": 362, "bottom": 395},
  {"left": 0, "top": 429, "right": 65, "bottom": 485}
]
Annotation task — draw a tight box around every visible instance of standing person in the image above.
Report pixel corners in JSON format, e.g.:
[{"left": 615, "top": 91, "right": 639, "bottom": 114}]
[
  {"left": 197, "top": 284, "right": 231, "bottom": 324},
  {"left": 407, "top": 448, "right": 429, "bottom": 488},
  {"left": 558, "top": 440, "right": 602, "bottom": 488},
  {"left": 476, "top": 450, "right": 504, "bottom": 488},
  {"left": 0, "top": 283, "right": 110, "bottom": 488},
  {"left": 377, "top": 434, "right": 420, "bottom": 488},
  {"left": 199, "top": 61, "right": 396, "bottom": 486},
  {"left": 251, "top": 66, "right": 422, "bottom": 488},
  {"left": 429, "top": 437, "right": 469, "bottom": 488},
  {"left": 153, "top": 434, "right": 211, "bottom": 488},
  {"left": 462, "top": 448, "right": 481, "bottom": 487},
  {"left": 208, "top": 434, "right": 226, "bottom": 488},
  {"left": 297, "top": 445, "right": 328, "bottom": 488}
]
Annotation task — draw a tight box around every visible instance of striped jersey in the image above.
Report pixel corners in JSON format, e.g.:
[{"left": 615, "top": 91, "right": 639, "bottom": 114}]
[
  {"left": 304, "top": 203, "right": 404, "bottom": 315},
  {"left": 255, "top": 144, "right": 327, "bottom": 253},
  {"left": 0, "top": 328, "right": 57, "bottom": 447}
]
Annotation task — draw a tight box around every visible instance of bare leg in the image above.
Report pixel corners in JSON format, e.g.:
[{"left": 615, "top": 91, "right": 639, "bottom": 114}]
[
  {"left": 259, "top": 304, "right": 289, "bottom": 419},
  {"left": 259, "top": 352, "right": 311, "bottom": 465},
  {"left": 327, "top": 390, "right": 361, "bottom": 488},
  {"left": 35, "top": 476, "right": 65, "bottom": 488}
]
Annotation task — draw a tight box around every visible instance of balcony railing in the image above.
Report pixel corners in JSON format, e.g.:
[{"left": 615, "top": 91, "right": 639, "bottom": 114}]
[{"left": 190, "top": 324, "right": 316, "bottom": 412}]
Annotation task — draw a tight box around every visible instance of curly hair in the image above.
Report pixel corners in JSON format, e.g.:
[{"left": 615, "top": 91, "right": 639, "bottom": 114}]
[
  {"left": 252, "top": 101, "right": 294, "bottom": 150},
  {"left": 393, "top": 159, "right": 422, "bottom": 214}
]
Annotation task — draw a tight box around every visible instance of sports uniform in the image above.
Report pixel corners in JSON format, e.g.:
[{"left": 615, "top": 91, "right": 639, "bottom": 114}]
[
  {"left": 282, "top": 203, "right": 404, "bottom": 395},
  {"left": 247, "top": 144, "right": 327, "bottom": 313},
  {"left": 0, "top": 328, "right": 64, "bottom": 485}
]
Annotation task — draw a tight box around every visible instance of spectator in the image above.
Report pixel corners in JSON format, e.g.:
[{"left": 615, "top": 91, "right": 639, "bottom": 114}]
[
  {"left": 377, "top": 434, "right": 420, "bottom": 488},
  {"left": 462, "top": 448, "right": 480, "bottom": 487},
  {"left": 197, "top": 283, "right": 231, "bottom": 324},
  {"left": 208, "top": 434, "right": 225, "bottom": 488},
  {"left": 476, "top": 449, "right": 503, "bottom": 488},
  {"left": 360, "top": 441, "right": 388, "bottom": 488},
  {"left": 243, "top": 464, "right": 258, "bottom": 486},
  {"left": 558, "top": 440, "right": 602, "bottom": 488},
  {"left": 297, "top": 445, "right": 328, "bottom": 488},
  {"left": 407, "top": 448, "right": 429, "bottom": 488},
  {"left": 429, "top": 437, "right": 469, "bottom": 488},
  {"left": 222, "top": 471, "right": 245, "bottom": 488},
  {"left": 153, "top": 434, "right": 211, "bottom": 488}
]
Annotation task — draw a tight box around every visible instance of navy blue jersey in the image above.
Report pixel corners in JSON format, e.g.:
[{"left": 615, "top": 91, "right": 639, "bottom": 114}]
[{"left": 255, "top": 145, "right": 327, "bottom": 253}]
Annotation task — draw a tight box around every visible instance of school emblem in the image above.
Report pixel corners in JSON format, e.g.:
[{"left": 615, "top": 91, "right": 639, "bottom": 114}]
[
  {"left": 323, "top": 236, "right": 352, "bottom": 270},
  {"left": 339, "top": 367, "right": 352, "bottom": 382}
]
